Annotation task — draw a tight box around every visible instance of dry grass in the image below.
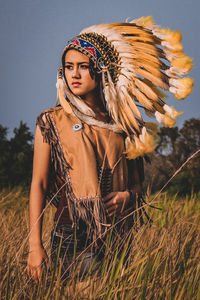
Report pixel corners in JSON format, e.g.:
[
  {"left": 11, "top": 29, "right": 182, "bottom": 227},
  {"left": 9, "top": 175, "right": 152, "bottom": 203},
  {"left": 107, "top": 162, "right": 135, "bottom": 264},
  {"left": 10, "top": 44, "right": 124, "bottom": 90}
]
[{"left": 0, "top": 187, "right": 200, "bottom": 299}]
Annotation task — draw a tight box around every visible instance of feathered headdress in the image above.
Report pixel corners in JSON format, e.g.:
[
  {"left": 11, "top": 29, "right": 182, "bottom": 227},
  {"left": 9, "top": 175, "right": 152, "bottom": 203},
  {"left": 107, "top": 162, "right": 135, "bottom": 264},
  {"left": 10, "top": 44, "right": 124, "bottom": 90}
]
[{"left": 56, "top": 16, "right": 194, "bottom": 159}]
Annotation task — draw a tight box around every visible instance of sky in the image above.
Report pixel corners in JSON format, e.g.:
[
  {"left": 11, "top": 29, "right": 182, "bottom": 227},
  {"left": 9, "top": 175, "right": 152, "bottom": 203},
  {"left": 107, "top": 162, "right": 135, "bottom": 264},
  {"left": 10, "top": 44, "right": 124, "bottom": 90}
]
[{"left": 0, "top": 0, "right": 199, "bottom": 138}]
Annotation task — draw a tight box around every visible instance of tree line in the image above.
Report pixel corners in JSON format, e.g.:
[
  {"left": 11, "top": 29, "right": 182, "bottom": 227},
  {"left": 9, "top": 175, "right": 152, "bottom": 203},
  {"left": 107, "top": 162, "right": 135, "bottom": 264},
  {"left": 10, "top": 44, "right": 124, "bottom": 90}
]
[
  {"left": 0, "top": 118, "right": 200, "bottom": 195},
  {"left": 144, "top": 118, "right": 200, "bottom": 195}
]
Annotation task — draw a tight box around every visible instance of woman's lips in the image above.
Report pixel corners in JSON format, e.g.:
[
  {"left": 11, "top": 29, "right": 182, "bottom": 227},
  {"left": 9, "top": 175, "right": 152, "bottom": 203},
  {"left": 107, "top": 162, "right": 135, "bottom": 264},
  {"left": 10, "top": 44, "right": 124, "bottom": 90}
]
[{"left": 72, "top": 82, "right": 81, "bottom": 87}]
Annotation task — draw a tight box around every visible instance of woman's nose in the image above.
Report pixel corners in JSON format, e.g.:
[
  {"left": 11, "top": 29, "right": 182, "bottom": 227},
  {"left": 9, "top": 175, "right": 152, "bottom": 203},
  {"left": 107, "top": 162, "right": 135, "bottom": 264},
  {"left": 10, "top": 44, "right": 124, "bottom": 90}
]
[{"left": 72, "top": 67, "right": 81, "bottom": 78}]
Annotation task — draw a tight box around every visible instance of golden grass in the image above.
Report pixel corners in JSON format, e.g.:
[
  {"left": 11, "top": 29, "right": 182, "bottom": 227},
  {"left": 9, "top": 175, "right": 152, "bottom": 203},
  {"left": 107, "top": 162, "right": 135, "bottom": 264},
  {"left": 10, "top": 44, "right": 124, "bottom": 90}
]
[{"left": 0, "top": 187, "right": 200, "bottom": 299}]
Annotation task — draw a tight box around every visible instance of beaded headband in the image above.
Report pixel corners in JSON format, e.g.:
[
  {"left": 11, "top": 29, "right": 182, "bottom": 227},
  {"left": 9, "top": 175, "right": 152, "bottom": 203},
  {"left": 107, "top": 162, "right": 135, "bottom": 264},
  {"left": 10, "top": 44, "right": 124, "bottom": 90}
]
[
  {"left": 62, "top": 33, "right": 120, "bottom": 83},
  {"left": 56, "top": 16, "right": 194, "bottom": 159}
]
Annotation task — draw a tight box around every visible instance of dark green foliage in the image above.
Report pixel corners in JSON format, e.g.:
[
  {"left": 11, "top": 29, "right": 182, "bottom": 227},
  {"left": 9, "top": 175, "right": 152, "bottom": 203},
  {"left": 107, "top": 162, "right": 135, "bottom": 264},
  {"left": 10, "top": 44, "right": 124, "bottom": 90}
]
[
  {"left": 0, "top": 122, "right": 33, "bottom": 188},
  {"left": 167, "top": 170, "right": 199, "bottom": 195},
  {"left": 144, "top": 118, "right": 200, "bottom": 195}
]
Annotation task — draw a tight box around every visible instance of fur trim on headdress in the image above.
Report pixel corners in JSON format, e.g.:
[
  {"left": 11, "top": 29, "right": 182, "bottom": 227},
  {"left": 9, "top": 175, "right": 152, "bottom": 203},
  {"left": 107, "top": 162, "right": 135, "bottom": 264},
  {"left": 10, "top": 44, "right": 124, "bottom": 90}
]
[{"left": 56, "top": 16, "right": 193, "bottom": 159}]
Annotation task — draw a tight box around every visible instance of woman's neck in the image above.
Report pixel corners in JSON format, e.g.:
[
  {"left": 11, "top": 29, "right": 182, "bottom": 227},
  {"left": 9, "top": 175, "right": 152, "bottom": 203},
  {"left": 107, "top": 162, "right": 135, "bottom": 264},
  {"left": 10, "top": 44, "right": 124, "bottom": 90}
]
[
  {"left": 82, "top": 88, "right": 105, "bottom": 113},
  {"left": 81, "top": 89, "right": 111, "bottom": 123}
]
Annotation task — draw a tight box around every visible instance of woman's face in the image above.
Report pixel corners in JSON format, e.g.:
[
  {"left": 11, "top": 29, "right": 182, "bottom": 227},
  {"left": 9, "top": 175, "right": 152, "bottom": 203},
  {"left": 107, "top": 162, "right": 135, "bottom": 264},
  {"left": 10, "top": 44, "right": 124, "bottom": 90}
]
[{"left": 64, "top": 49, "right": 97, "bottom": 97}]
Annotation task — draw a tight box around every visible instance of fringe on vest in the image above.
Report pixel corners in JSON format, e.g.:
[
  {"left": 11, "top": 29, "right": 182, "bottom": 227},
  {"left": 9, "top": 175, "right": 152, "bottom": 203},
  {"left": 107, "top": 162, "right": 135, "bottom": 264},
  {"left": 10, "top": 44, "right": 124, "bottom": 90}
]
[{"left": 36, "top": 109, "right": 109, "bottom": 241}]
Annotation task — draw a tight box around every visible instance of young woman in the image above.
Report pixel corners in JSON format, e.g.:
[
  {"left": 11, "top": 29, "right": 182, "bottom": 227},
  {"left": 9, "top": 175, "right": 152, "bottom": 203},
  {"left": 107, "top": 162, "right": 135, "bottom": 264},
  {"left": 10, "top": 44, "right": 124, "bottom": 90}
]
[
  {"left": 27, "top": 17, "right": 193, "bottom": 282},
  {"left": 27, "top": 48, "right": 142, "bottom": 282}
]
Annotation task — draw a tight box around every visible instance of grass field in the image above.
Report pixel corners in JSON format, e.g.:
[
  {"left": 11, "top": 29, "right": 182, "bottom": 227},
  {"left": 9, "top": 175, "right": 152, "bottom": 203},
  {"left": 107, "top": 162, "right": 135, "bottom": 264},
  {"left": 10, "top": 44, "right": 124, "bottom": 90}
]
[{"left": 0, "top": 187, "right": 200, "bottom": 299}]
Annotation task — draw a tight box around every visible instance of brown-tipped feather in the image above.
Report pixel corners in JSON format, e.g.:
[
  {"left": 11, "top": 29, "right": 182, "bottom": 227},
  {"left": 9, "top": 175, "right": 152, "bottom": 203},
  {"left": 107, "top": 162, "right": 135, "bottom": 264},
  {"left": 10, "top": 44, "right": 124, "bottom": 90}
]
[
  {"left": 131, "top": 88, "right": 154, "bottom": 111},
  {"left": 153, "top": 102, "right": 165, "bottom": 114},
  {"left": 114, "top": 113, "right": 130, "bottom": 135},
  {"left": 117, "top": 109, "right": 135, "bottom": 134},
  {"left": 125, "top": 40, "right": 162, "bottom": 52},
  {"left": 112, "top": 25, "right": 153, "bottom": 37},
  {"left": 118, "top": 102, "right": 140, "bottom": 133},
  {"left": 138, "top": 63, "right": 169, "bottom": 80},
  {"left": 110, "top": 22, "right": 152, "bottom": 29},
  {"left": 135, "top": 68, "right": 169, "bottom": 90},
  {"left": 135, "top": 78, "right": 160, "bottom": 102},
  {"left": 110, "top": 22, "right": 141, "bottom": 26},
  {"left": 135, "top": 59, "right": 167, "bottom": 72},
  {"left": 137, "top": 58, "right": 169, "bottom": 70},
  {"left": 125, "top": 41, "right": 165, "bottom": 58},
  {"left": 134, "top": 51, "right": 163, "bottom": 65},
  {"left": 125, "top": 56, "right": 165, "bottom": 69},
  {"left": 145, "top": 122, "right": 159, "bottom": 132},
  {"left": 118, "top": 86, "right": 142, "bottom": 120},
  {"left": 142, "top": 79, "right": 168, "bottom": 100},
  {"left": 123, "top": 35, "right": 159, "bottom": 44},
  {"left": 125, "top": 93, "right": 143, "bottom": 121}
]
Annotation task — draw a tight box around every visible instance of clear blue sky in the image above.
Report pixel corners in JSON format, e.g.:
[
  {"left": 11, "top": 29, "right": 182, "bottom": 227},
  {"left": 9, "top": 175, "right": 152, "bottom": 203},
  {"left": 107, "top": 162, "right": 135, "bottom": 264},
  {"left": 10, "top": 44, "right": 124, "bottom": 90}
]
[{"left": 0, "top": 0, "right": 199, "bottom": 137}]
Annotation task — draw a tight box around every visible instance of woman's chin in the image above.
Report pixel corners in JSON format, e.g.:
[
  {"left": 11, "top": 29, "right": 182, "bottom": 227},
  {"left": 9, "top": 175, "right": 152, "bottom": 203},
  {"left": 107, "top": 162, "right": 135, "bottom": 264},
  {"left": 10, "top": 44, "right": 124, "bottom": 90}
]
[{"left": 73, "top": 92, "right": 85, "bottom": 98}]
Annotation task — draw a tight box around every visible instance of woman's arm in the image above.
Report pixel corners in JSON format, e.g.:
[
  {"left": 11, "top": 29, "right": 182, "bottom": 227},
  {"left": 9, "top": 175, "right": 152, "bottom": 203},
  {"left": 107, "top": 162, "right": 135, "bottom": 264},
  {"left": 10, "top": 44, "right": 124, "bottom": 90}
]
[
  {"left": 27, "top": 125, "right": 50, "bottom": 282},
  {"left": 103, "top": 159, "right": 142, "bottom": 217}
]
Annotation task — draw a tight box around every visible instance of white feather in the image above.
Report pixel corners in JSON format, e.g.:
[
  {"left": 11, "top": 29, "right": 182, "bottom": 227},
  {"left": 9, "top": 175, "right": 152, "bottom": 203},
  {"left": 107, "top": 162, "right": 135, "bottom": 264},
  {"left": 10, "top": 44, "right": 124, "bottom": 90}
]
[{"left": 62, "top": 80, "right": 95, "bottom": 117}]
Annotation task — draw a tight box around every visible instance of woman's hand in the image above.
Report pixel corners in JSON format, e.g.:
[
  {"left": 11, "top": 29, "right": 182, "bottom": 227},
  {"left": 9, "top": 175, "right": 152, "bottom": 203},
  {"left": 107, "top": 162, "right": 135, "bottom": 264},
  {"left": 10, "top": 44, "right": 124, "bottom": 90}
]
[
  {"left": 103, "top": 191, "right": 130, "bottom": 217},
  {"left": 27, "top": 246, "right": 48, "bottom": 283}
]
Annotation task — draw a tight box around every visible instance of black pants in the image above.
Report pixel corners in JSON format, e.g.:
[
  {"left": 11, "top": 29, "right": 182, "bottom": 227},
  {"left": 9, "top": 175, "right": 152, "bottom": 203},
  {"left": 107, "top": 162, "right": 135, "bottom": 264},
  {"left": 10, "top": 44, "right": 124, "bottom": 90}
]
[{"left": 50, "top": 222, "right": 102, "bottom": 281}]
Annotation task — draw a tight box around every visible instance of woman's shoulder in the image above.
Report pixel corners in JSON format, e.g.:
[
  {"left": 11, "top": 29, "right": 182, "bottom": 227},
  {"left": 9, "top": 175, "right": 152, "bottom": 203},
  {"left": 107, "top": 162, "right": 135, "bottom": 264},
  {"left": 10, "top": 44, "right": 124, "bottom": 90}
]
[
  {"left": 36, "top": 105, "right": 66, "bottom": 124},
  {"left": 36, "top": 106, "right": 66, "bottom": 143},
  {"left": 37, "top": 105, "right": 63, "bottom": 118}
]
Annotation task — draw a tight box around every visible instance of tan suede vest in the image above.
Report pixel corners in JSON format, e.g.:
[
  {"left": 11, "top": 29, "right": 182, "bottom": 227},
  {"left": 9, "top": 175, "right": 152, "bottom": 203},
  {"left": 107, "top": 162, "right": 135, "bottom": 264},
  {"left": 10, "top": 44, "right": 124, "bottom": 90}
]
[
  {"left": 48, "top": 106, "right": 128, "bottom": 199},
  {"left": 37, "top": 106, "right": 131, "bottom": 233}
]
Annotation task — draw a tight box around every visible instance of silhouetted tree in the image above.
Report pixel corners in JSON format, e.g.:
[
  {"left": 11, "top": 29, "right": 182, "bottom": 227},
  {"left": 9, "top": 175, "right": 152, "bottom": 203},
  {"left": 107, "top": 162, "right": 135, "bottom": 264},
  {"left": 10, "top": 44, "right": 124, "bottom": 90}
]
[
  {"left": 178, "top": 118, "right": 200, "bottom": 163},
  {"left": 0, "top": 125, "right": 10, "bottom": 187},
  {"left": 0, "top": 122, "right": 34, "bottom": 188},
  {"left": 156, "top": 127, "right": 180, "bottom": 155},
  {"left": 8, "top": 121, "right": 34, "bottom": 186}
]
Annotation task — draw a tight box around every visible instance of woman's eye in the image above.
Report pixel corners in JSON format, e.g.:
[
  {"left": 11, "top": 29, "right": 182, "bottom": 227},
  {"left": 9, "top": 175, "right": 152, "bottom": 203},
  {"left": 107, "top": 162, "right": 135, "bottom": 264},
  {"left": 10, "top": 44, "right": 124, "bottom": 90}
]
[
  {"left": 81, "top": 65, "right": 89, "bottom": 69},
  {"left": 65, "top": 65, "right": 73, "bottom": 70}
]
